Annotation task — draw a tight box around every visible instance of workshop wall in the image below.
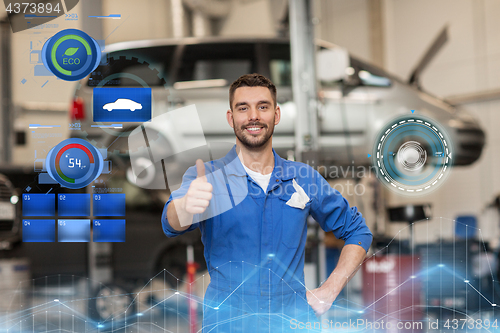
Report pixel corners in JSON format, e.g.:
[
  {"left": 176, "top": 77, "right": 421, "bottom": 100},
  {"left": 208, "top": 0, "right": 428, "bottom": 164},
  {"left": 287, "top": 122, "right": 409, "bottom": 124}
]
[{"left": 103, "top": 0, "right": 172, "bottom": 44}]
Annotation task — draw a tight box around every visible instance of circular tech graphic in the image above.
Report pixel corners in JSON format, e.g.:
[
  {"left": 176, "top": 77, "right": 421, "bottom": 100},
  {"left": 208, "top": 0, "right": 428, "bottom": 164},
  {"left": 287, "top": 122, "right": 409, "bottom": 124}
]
[
  {"left": 373, "top": 115, "right": 453, "bottom": 194},
  {"left": 42, "top": 29, "right": 101, "bottom": 81},
  {"left": 46, "top": 138, "right": 104, "bottom": 189}
]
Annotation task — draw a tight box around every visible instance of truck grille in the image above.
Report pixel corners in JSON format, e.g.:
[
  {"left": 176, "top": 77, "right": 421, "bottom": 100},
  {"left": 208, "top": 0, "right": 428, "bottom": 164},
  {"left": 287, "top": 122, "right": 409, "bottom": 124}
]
[
  {"left": 0, "top": 176, "right": 16, "bottom": 232},
  {"left": 0, "top": 182, "right": 12, "bottom": 201}
]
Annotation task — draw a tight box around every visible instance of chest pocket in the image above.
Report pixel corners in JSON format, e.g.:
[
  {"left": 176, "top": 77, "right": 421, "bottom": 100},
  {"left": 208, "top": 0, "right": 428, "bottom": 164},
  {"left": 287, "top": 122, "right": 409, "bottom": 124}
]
[{"left": 277, "top": 184, "right": 312, "bottom": 249}]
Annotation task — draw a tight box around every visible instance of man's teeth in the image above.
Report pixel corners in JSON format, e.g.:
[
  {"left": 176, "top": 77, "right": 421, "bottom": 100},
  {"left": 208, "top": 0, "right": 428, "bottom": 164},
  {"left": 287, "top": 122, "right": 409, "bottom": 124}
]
[{"left": 247, "top": 127, "right": 262, "bottom": 131}]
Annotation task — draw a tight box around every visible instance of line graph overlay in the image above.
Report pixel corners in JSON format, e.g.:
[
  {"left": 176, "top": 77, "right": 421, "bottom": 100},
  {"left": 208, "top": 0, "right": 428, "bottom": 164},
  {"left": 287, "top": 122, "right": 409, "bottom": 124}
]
[{"left": 0, "top": 217, "right": 498, "bottom": 332}]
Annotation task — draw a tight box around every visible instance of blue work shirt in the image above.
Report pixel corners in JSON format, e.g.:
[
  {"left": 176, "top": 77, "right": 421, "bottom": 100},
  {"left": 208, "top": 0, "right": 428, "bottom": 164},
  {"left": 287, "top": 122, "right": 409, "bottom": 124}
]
[{"left": 161, "top": 145, "right": 372, "bottom": 332}]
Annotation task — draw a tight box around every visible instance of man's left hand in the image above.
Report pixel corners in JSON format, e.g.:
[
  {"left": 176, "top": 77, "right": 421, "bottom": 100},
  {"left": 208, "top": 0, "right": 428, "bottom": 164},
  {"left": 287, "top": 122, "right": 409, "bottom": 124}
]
[{"left": 306, "top": 285, "right": 337, "bottom": 316}]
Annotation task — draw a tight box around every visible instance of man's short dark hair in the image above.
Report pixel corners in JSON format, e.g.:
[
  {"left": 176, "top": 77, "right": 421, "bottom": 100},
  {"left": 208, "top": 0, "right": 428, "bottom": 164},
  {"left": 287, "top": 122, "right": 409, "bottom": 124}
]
[{"left": 229, "top": 73, "right": 277, "bottom": 110}]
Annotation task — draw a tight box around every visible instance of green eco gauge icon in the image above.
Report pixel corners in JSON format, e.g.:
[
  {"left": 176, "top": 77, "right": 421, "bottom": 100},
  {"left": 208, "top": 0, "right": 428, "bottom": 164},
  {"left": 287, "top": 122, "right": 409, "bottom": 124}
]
[{"left": 42, "top": 29, "right": 101, "bottom": 81}]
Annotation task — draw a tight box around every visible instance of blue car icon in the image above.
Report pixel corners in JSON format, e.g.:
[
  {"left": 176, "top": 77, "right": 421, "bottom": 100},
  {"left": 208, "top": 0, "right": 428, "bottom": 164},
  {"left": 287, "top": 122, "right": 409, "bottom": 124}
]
[{"left": 103, "top": 98, "right": 143, "bottom": 111}]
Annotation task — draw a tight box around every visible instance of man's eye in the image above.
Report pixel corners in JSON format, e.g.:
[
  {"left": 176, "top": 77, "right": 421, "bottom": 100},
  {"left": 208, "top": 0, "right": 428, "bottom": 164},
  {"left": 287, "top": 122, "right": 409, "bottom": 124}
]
[
  {"left": 259, "top": 106, "right": 268, "bottom": 110},
  {"left": 239, "top": 107, "right": 247, "bottom": 111}
]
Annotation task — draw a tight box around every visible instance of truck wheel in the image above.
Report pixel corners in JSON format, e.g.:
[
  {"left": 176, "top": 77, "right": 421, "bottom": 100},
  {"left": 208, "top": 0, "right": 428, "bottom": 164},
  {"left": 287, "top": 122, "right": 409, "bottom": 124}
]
[{"left": 88, "top": 283, "right": 137, "bottom": 327}]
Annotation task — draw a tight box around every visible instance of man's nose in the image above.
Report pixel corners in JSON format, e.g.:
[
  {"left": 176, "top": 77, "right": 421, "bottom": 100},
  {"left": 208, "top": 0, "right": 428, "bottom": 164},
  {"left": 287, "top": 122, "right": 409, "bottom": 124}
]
[{"left": 248, "top": 107, "right": 260, "bottom": 121}]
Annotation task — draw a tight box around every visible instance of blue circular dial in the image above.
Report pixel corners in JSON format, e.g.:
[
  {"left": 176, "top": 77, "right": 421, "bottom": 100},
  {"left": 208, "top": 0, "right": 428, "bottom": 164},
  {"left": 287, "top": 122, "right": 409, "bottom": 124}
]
[
  {"left": 59, "top": 148, "right": 91, "bottom": 179},
  {"left": 46, "top": 138, "right": 104, "bottom": 189}
]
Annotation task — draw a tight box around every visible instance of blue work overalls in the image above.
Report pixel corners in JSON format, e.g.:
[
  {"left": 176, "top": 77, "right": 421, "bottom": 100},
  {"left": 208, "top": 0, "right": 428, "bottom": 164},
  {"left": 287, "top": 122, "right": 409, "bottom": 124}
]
[{"left": 162, "top": 145, "right": 372, "bottom": 332}]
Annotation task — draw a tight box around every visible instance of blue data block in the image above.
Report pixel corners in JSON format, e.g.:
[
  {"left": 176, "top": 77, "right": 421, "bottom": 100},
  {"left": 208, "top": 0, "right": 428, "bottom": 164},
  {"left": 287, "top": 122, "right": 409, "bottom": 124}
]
[
  {"left": 23, "top": 220, "right": 55, "bottom": 242},
  {"left": 58, "top": 194, "right": 90, "bottom": 216},
  {"left": 22, "top": 194, "right": 55, "bottom": 216},
  {"left": 93, "top": 220, "right": 125, "bottom": 242},
  {"left": 93, "top": 88, "right": 152, "bottom": 122},
  {"left": 93, "top": 194, "right": 125, "bottom": 216},
  {"left": 58, "top": 219, "right": 90, "bottom": 242}
]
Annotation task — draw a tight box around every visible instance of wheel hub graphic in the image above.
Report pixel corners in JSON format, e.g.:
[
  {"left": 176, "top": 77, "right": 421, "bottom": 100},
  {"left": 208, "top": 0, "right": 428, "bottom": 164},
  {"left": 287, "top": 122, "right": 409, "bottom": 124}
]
[{"left": 372, "top": 115, "right": 453, "bottom": 194}]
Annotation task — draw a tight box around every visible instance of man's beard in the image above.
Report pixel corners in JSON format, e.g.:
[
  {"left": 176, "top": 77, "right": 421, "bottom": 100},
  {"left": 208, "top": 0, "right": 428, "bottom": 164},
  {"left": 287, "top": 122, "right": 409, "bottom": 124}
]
[{"left": 233, "top": 119, "right": 275, "bottom": 149}]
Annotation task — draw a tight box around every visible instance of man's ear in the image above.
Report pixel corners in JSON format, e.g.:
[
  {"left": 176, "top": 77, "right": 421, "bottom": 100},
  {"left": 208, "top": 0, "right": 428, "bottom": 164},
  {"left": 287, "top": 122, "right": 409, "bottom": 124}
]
[
  {"left": 274, "top": 105, "right": 281, "bottom": 125},
  {"left": 226, "top": 109, "right": 234, "bottom": 128}
]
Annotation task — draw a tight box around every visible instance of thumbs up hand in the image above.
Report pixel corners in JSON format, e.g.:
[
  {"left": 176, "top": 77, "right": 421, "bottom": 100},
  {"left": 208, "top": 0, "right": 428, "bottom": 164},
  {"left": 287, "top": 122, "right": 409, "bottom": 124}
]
[{"left": 182, "top": 159, "right": 213, "bottom": 214}]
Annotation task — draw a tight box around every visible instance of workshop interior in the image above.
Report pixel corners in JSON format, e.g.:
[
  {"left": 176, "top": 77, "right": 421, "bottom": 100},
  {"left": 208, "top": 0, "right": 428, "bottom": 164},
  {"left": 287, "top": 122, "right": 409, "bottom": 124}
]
[{"left": 0, "top": 0, "right": 499, "bottom": 332}]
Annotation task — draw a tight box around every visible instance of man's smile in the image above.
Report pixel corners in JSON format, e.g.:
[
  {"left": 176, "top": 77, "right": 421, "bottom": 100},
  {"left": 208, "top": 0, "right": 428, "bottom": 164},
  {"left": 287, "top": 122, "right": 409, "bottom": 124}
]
[
  {"left": 245, "top": 126, "right": 263, "bottom": 134},
  {"left": 243, "top": 123, "right": 266, "bottom": 135}
]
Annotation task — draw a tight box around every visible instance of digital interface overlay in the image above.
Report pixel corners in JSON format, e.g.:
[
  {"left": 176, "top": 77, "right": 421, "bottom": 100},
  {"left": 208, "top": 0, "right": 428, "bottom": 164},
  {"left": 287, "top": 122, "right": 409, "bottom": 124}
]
[{"left": 3, "top": 5, "right": 495, "bottom": 333}]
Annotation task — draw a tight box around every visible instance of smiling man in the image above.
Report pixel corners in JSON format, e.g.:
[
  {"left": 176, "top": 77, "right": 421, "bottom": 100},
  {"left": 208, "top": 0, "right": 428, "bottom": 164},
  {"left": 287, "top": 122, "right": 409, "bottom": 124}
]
[{"left": 161, "top": 73, "right": 372, "bottom": 332}]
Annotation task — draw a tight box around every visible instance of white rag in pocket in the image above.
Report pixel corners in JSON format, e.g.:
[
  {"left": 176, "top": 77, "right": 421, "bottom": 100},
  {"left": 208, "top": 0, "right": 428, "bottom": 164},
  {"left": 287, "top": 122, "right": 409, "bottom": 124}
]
[{"left": 286, "top": 179, "right": 310, "bottom": 209}]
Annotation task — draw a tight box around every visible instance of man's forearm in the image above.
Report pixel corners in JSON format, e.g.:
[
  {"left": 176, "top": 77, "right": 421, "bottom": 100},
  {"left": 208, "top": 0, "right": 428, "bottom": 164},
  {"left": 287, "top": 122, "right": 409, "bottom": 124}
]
[
  {"left": 306, "top": 244, "right": 367, "bottom": 315},
  {"left": 166, "top": 198, "right": 193, "bottom": 231},
  {"left": 323, "top": 244, "right": 367, "bottom": 295}
]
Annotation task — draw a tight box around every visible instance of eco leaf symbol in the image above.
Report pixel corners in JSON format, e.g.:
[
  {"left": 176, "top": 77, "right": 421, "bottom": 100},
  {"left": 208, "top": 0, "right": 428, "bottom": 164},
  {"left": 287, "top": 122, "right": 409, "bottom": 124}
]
[{"left": 64, "top": 47, "right": 79, "bottom": 56}]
